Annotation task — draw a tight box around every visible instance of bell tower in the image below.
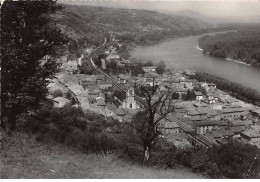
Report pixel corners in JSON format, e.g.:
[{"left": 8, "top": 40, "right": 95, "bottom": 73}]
[{"left": 123, "top": 87, "right": 137, "bottom": 109}]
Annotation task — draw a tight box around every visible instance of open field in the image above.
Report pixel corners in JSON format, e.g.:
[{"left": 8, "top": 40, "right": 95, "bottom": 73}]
[{"left": 0, "top": 132, "right": 204, "bottom": 179}]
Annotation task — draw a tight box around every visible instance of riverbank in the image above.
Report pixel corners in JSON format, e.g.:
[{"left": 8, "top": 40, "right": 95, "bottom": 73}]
[
  {"left": 198, "top": 28, "right": 260, "bottom": 69},
  {"left": 190, "top": 72, "right": 260, "bottom": 107},
  {"left": 225, "top": 58, "right": 251, "bottom": 66},
  {"left": 130, "top": 30, "right": 260, "bottom": 92}
]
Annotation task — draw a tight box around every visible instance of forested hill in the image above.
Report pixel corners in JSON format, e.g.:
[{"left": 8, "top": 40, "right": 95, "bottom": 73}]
[
  {"left": 53, "top": 4, "right": 213, "bottom": 48},
  {"left": 198, "top": 25, "right": 260, "bottom": 68}
]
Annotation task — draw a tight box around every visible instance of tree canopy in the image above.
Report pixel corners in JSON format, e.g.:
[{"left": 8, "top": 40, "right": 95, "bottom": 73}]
[{"left": 1, "top": 0, "right": 67, "bottom": 131}]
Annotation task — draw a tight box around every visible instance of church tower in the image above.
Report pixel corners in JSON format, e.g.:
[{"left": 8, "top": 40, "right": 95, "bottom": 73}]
[{"left": 122, "top": 87, "right": 138, "bottom": 109}]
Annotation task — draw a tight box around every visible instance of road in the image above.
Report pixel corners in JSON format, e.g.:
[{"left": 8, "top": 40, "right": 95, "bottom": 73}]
[{"left": 83, "top": 39, "right": 220, "bottom": 148}]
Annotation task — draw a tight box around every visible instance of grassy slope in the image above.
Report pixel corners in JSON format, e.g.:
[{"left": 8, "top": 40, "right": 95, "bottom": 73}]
[{"left": 0, "top": 132, "right": 204, "bottom": 179}]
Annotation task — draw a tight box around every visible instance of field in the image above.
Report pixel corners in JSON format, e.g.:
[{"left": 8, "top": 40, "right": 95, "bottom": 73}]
[{"left": 0, "top": 132, "right": 204, "bottom": 179}]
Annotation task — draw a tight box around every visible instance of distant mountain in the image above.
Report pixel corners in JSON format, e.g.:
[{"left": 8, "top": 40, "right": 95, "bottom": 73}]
[
  {"left": 53, "top": 4, "right": 212, "bottom": 47},
  {"left": 173, "top": 10, "right": 260, "bottom": 24}
]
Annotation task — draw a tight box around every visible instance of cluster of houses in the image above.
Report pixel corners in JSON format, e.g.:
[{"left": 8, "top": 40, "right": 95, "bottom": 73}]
[{"left": 46, "top": 41, "right": 260, "bottom": 149}]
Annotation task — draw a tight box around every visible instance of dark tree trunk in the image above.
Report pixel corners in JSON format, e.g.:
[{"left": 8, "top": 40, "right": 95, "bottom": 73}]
[
  {"left": 8, "top": 113, "right": 17, "bottom": 131},
  {"left": 1, "top": 116, "right": 6, "bottom": 131},
  {"left": 143, "top": 142, "right": 151, "bottom": 166}
]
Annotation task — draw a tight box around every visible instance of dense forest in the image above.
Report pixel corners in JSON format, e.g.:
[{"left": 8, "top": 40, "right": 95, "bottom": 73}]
[
  {"left": 190, "top": 72, "right": 260, "bottom": 107},
  {"left": 198, "top": 25, "right": 260, "bottom": 68},
  {"left": 52, "top": 4, "right": 232, "bottom": 51}
]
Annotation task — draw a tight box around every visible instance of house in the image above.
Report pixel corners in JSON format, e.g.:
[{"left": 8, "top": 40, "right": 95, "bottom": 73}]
[
  {"left": 53, "top": 97, "right": 70, "bottom": 108},
  {"left": 250, "top": 109, "right": 260, "bottom": 123},
  {"left": 67, "top": 85, "right": 86, "bottom": 96},
  {"left": 209, "top": 104, "right": 223, "bottom": 111},
  {"left": 97, "top": 81, "right": 113, "bottom": 91},
  {"left": 193, "top": 102, "right": 208, "bottom": 108},
  {"left": 204, "top": 94, "right": 216, "bottom": 104},
  {"left": 87, "top": 85, "right": 100, "bottom": 94},
  {"left": 188, "top": 110, "right": 208, "bottom": 117},
  {"left": 208, "top": 83, "right": 217, "bottom": 89},
  {"left": 117, "top": 74, "right": 128, "bottom": 84},
  {"left": 175, "top": 88, "right": 188, "bottom": 96},
  {"left": 95, "top": 74, "right": 106, "bottom": 83},
  {"left": 96, "top": 97, "right": 106, "bottom": 107},
  {"left": 157, "top": 119, "right": 181, "bottom": 134},
  {"left": 195, "top": 120, "right": 219, "bottom": 134},
  {"left": 194, "top": 91, "right": 203, "bottom": 101},
  {"left": 179, "top": 79, "right": 196, "bottom": 89},
  {"left": 240, "top": 127, "right": 260, "bottom": 147},
  {"left": 222, "top": 107, "right": 248, "bottom": 119},
  {"left": 142, "top": 66, "right": 156, "bottom": 73},
  {"left": 81, "top": 81, "right": 97, "bottom": 90}
]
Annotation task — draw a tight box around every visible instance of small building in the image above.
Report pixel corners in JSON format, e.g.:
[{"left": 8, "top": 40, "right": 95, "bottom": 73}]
[
  {"left": 117, "top": 74, "right": 128, "bottom": 84},
  {"left": 195, "top": 120, "right": 218, "bottom": 135},
  {"left": 157, "top": 119, "right": 181, "bottom": 134},
  {"left": 142, "top": 66, "right": 156, "bottom": 73},
  {"left": 52, "top": 97, "right": 70, "bottom": 108},
  {"left": 208, "top": 83, "right": 217, "bottom": 89},
  {"left": 96, "top": 97, "right": 106, "bottom": 107},
  {"left": 67, "top": 84, "right": 85, "bottom": 96},
  {"left": 250, "top": 109, "right": 260, "bottom": 124},
  {"left": 194, "top": 91, "right": 203, "bottom": 101},
  {"left": 240, "top": 128, "right": 260, "bottom": 146},
  {"left": 97, "top": 81, "right": 113, "bottom": 91},
  {"left": 222, "top": 107, "right": 248, "bottom": 119}
]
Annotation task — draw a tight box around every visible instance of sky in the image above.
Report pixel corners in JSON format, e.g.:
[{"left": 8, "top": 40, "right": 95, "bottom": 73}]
[{"left": 58, "top": 0, "right": 260, "bottom": 19}]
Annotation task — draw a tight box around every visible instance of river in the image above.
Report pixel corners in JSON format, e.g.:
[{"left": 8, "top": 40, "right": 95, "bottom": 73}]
[{"left": 130, "top": 32, "right": 260, "bottom": 92}]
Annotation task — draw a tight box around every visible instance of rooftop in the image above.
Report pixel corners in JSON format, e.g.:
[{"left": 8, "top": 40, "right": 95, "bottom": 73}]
[
  {"left": 194, "top": 91, "right": 203, "bottom": 96},
  {"left": 195, "top": 120, "right": 218, "bottom": 126}
]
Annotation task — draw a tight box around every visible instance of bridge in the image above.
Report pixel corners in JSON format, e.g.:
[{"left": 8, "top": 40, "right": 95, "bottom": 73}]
[{"left": 83, "top": 40, "right": 221, "bottom": 148}]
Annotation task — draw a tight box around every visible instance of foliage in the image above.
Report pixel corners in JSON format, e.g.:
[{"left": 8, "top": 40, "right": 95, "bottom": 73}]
[
  {"left": 53, "top": 89, "right": 63, "bottom": 98},
  {"left": 54, "top": 4, "right": 231, "bottom": 48},
  {"left": 183, "top": 89, "right": 196, "bottom": 101},
  {"left": 78, "top": 61, "right": 94, "bottom": 74},
  {"left": 128, "top": 84, "right": 177, "bottom": 165},
  {"left": 1, "top": 0, "right": 67, "bottom": 131},
  {"left": 93, "top": 56, "right": 102, "bottom": 67},
  {"left": 198, "top": 26, "right": 260, "bottom": 68},
  {"left": 172, "top": 92, "right": 179, "bottom": 100},
  {"left": 114, "top": 90, "right": 126, "bottom": 102},
  {"left": 156, "top": 61, "right": 166, "bottom": 75},
  {"left": 190, "top": 72, "right": 260, "bottom": 106}
]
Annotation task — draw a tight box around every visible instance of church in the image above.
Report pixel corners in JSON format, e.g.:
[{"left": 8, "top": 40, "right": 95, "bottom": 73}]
[{"left": 122, "top": 87, "right": 139, "bottom": 110}]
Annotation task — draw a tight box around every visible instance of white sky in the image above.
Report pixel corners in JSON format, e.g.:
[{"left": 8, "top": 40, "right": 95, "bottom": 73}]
[{"left": 59, "top": 0, "right": 260, "bottom": 18}]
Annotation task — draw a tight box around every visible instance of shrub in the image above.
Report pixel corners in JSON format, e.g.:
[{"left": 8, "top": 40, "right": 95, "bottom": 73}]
[{"left": 53, "top": 89, "right": 63, "bottom": 98}]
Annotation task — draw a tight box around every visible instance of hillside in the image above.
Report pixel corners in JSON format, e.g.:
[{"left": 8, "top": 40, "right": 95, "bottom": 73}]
[
  {"left": 0, "top": 132, "right": 204, "bottom": 179},
  {"left": 198, "top": 25, "right": 260, "bottom": 68},
  {"left": 53, "top": 4, "right": 211, "bottom": 47}
]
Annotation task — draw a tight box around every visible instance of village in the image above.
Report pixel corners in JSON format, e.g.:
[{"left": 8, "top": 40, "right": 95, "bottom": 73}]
[{"left": 45, "top": 40, "right": 260, "bottom": 150}]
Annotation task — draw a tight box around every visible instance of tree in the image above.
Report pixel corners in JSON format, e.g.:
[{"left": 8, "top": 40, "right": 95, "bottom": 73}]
[
  {"left": 93, "top": 56, "right": 102, "bottom": 67},
  {"left": 53, "top": 89, "right": 63, "bottom": 98},
  {"left": 1, "top": 0, "right": 67, "bottom": 131},
  {"left": 184, "top": 89, "right": 196, "bottom": 101},
  {"left": 79, "top": 62, "right": 94, "bottom": 75},
  {"left": 128, "top": 83, "right": 177, "bottom": 165},
  {"left": 172, "top": 92, "right": 179, "bottom": 100},
  {"left": 156, "top": 61, "right": 166, "bottom": 75}
]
